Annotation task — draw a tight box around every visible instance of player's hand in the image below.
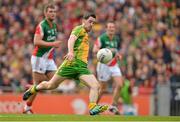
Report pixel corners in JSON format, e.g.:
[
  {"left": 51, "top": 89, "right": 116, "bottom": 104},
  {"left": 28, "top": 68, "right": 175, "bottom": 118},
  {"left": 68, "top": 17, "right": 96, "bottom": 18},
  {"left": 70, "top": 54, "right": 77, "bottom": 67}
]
[
  {"left": 53, "top": 41, "right": 62, "bottom": 48},
  {"left": 64, "top": 52, "right": 74, "bottom": 61},
  {"left": 108, "top": 48, "right": 118, "bottom": 54}
]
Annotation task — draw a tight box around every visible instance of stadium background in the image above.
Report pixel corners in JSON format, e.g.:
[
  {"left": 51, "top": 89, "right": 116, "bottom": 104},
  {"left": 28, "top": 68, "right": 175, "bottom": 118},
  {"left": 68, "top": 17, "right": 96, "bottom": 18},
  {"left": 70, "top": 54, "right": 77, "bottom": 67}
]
[{"left": 0, "top": 0, "right": 179, "bottom": 116}]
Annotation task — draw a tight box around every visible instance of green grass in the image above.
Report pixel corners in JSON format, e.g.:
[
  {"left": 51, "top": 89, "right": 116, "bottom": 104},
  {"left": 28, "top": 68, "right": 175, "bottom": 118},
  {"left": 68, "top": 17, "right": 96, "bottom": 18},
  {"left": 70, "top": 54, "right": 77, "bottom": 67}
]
[{"left": 0, "top": 114, "right": 179, "bottom": 121}]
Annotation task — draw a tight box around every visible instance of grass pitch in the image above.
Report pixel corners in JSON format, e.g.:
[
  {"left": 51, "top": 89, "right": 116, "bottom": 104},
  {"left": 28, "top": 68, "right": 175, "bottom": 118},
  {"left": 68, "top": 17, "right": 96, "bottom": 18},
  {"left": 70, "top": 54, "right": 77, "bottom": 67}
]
[{"left": 0, "top": 114, "right": 179, "bottom": 122}]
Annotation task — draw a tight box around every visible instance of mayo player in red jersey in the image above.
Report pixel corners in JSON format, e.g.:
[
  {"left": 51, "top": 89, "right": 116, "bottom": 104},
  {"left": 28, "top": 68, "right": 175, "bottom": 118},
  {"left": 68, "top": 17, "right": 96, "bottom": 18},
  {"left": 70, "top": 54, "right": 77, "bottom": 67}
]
[
  {"left": 93, "top": 21, "right": 124, "bottom": 115},
  {"left": 23, "top": 3, "right": 62, "bottom": 114}
]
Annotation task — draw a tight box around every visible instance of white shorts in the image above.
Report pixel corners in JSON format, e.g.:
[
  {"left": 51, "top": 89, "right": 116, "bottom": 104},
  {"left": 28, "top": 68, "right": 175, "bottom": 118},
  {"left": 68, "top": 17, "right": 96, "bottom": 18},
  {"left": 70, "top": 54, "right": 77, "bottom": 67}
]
[
  {"left": 96, "top": 62, "right": 122, "bottom": 82},
  {"left": 31, "top": 56, "right": 57, "bottom": 74}
]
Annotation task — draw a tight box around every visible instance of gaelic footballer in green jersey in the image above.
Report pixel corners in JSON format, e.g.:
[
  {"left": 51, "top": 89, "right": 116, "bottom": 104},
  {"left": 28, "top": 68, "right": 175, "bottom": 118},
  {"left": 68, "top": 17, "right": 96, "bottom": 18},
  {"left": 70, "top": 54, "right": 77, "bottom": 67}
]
[
  {"left": 95, "top": 32, "right": 122, "bottom": 82},
  {"left": 93, "top": 21, "right": 124, "bottom": 115},
  {"left": 23, "top": 13, "right": 108, "bottom": 115},
  {"left": 23, "top": 3, "right": 62, "bottom": 114},
  {"left": 33, "top": 19, "right": 57, "bottom": 59},
  {"left": 56, "top": 25, "right": 91, "bottom": 80},
  {"left": 31, "top": 19, "right": 58, "bottom": 73},
  {"left": 95, "top": 32, "right": 120, "bottom": 66}
]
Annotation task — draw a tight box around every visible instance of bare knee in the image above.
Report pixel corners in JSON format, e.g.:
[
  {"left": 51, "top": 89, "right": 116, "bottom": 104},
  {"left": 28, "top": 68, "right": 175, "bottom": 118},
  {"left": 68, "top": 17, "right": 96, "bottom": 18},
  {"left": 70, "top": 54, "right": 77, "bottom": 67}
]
[{"left": 114, "top": 82, "right": 122, "bottom": 91}]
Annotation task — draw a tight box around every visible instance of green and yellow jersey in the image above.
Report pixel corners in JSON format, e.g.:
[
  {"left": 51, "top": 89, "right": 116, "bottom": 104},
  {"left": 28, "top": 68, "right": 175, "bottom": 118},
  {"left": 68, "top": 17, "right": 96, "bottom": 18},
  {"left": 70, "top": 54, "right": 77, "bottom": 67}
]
[
  {"left": 71, "top": 25, "right": 89, "bottom": 63},
  {"left": 56, "top": 25, "right": 91, "bottom": 81},
  {"left": 32, "top": 19, "right": 57, "bottom": 59}
]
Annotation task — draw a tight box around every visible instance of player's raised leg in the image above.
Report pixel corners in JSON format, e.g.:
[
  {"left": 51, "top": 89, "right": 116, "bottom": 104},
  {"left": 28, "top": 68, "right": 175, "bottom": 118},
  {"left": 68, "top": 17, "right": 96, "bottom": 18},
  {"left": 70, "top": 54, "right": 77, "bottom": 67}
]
[
  {"left": 23, "top": 72, "right": 49, "bottom": 114},
  {"left": 79, "top": 74, "right": 108, "bottom": 115},
  {"left": 23, "top": 74, "right": 66, "bottom": 100}
]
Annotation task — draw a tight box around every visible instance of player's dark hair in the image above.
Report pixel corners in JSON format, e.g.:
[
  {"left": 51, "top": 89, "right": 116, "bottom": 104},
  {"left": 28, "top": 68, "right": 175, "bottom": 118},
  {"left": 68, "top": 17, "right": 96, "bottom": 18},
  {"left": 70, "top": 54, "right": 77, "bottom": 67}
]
[
  {"left": 83, "top": 12, "right": 96, "bottom": 20},
  {"left": 44, "top": 3, "right": 56, "bottom": 12}
]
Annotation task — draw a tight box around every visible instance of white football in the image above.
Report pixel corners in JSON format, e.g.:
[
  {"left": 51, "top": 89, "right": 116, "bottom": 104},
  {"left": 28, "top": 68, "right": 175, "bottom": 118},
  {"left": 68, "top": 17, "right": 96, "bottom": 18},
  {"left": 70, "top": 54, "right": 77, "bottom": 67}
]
[{"left": 97, "top": 48, "right": 113, "bottom": 64}]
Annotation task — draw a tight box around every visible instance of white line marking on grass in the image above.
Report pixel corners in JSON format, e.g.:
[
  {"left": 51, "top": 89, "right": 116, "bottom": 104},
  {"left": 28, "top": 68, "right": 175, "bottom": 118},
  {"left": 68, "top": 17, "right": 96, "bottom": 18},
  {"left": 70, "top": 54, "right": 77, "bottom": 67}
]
[{"left": 0, "top": 120, "right": 179, "bottom": 122}]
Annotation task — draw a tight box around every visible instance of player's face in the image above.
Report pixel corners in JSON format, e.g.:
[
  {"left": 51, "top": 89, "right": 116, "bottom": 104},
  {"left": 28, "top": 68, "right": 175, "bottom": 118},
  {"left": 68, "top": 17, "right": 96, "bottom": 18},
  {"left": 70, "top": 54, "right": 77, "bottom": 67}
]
[
  {"left": 107, "top": 23, "right": 115, "bottom": 35},
  {"left": 84, "top": 17, "right": 96, "bottom": 32},
  {"left": 45, "top": 8, "right": 56, "bottom": 21}
]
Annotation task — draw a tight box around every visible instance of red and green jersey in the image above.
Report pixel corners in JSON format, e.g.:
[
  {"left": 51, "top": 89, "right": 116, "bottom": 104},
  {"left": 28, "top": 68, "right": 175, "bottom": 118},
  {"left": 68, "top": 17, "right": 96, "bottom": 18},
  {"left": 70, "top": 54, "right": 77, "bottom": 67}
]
[
  {"left": 95, "top": 33, "right": 120, "bottom": 66},
  {"left": 71, "top": 25, "right": 89, "bottom": 63},
  {"left": 32, "top": 19, "right": 57, "bottom": 59},
  {"left": 96, "top": 33, "right": 120, "bottom": 53}
]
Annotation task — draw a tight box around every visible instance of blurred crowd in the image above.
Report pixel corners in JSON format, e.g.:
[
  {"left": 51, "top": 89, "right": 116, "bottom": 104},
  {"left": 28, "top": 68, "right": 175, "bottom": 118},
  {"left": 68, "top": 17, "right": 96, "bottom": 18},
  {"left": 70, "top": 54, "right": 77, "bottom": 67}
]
[{"left": 0, "top": 0, "right": 179, "bottom": 95}]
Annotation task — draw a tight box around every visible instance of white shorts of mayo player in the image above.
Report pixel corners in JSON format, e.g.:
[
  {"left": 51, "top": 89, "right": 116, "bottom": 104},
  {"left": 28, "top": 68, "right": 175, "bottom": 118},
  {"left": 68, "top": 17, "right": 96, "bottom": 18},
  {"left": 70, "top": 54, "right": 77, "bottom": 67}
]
[
  {"left": 96, "top": 62, "right": 122, "bottom": 82},
  {"left": 31, "top": 55, "right": 57, "bottom": 74}
]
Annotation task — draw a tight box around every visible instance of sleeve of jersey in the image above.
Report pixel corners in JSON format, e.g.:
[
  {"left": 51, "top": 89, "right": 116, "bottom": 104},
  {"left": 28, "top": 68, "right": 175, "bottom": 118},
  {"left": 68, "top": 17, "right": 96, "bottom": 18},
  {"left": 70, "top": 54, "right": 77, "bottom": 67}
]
[
  {"left": 35, "top": 24, "right": 44, "bottom": 37},
  {"left": 71, "top": 27, "right": 82, "bottom": 37}
]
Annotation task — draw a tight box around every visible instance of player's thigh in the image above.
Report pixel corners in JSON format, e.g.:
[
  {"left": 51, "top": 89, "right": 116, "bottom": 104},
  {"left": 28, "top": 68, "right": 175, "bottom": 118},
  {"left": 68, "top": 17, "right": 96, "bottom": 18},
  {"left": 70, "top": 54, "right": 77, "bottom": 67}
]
[
  {"left": 46, "top": 71, "right": 55, "bottom": 80},
  {"left": 56, "top": 60, "right": 78, "bottom": 79},
  {"left": 79, "top": 74, "right": 100, "bottom": 88},
  {"left": 32, "top": 72, "right": 48, "bottom": 85},
  {"left": 31, "top": 56, "right": 47, "bottom": 74},
  {"left": 46, "top": 59, "right": 57, "bottom": 73},
  {"left": 109, "top": 64, "right": 122, "bottom": 77},
  {"left": 110, "top": 65, "right": 124, "bottom": 86},
  {"left": 96, "top": 62, "right": 111, "bottom": 82},
  {"left": 100, "top": 82, "right": 108, "bottom": 92},
  {"left": 112, "top": 75, "right": 124, "bottom": 87},
  {"left": 45, "top": 59, "right": 57, "bottom": 79},
  {"left": 31, "top": 56, "right": 49, "bottom": 84},
  {"left": 48, "top": 74, "right": 67, "bottom": 87}
]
